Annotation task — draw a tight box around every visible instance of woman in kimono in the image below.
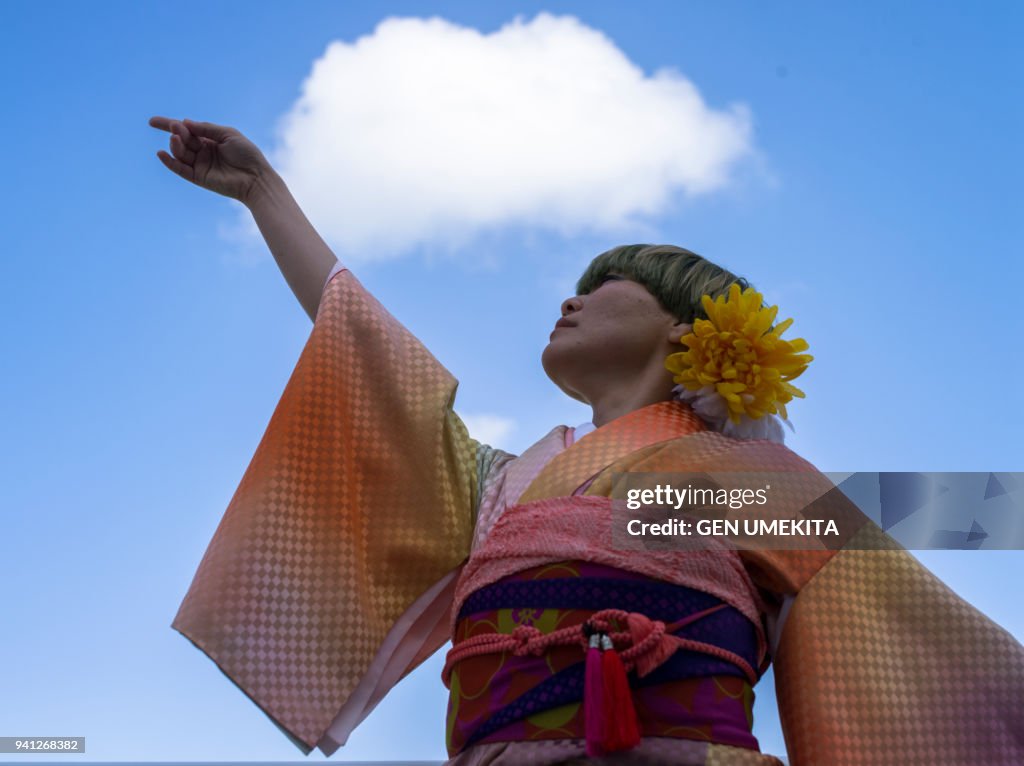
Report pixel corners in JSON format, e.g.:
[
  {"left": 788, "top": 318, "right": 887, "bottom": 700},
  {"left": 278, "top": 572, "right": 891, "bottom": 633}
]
[{"left": 152, "top": 116, "right": 1023, "bottom": 765}]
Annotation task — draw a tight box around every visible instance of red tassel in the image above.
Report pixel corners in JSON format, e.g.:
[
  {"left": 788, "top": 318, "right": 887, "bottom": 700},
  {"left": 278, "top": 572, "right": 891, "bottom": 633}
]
[
  {"left": 600, "top": 636, "right": 641, "bottom": 752},
  {"left": 583, "top": 633, "right": 605, "bottom": 757}
]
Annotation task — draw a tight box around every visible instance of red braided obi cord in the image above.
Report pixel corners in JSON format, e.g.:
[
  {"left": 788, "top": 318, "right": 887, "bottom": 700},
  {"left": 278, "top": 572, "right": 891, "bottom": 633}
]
[{"left": 443, "top": 561, "right": 764, "bottom": 757}]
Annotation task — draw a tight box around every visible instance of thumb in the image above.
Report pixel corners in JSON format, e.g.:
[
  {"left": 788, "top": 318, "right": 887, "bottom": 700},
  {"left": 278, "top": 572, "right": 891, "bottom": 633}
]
[{"left": 182, "top": 118, "right": 236, "bottom": 141}]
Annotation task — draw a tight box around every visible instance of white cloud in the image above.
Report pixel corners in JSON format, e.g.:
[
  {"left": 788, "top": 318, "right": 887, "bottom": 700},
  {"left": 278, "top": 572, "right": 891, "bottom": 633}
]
[
  {"left": 242, "top": 13, "right": 756, "bottom": 261},
  {"left": 457, "top": 412, "right": 517, "bottom": 449}
]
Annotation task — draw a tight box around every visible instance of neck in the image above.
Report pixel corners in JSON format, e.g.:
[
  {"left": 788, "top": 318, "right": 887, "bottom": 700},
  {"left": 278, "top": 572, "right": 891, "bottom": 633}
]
[{"left": 586, "top": 366, "right": 677, "bottom": 428}]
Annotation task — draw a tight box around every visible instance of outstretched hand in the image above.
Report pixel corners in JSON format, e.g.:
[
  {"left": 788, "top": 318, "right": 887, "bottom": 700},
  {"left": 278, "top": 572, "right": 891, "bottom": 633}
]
[{"left": 149, "top": 116, "right": 271, "bottom": 204}]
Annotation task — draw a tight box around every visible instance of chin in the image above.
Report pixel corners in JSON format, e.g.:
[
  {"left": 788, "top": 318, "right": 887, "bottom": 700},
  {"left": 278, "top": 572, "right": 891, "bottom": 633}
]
[
  {"left": 540, "top": 342, "right": 570, "bottom": 384},
  {"left": 540, "top": 348, "right": 588, "bottom": 405}
]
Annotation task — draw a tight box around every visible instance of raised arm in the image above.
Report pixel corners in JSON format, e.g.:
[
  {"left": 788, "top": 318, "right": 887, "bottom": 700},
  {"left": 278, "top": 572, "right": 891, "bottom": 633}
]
[
  {"left": 244, "top": 167, "right": 338, "bottom": 322},
  {"left": 149, "top": 116, "right": 337, "bottom": 322}
]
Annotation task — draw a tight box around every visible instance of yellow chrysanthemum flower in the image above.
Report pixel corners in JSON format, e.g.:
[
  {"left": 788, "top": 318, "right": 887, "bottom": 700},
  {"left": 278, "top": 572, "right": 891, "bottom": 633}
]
[{"left": 665, "top": 283, "right": 813, "bottom": 424}]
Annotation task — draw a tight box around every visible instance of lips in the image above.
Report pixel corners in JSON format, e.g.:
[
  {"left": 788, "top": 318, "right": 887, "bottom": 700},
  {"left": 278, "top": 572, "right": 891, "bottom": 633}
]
[{"left": 554, "top": 318, "right": 576, "bottom": 330}]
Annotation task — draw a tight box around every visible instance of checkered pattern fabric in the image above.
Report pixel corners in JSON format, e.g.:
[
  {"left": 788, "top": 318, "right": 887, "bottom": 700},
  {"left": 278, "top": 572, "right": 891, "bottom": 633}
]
[
  {"left": 775, "top": 522, "right": 1024, "bottom": 765},
  {"left": 518, "top": 401, "right": 705, "bottom": 504},
  {"left": 172, "top": 269, "right": 483, "bottom": 751}
]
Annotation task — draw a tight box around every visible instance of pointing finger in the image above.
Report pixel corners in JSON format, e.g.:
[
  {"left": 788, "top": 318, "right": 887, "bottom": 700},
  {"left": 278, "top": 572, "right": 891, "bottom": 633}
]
[{"left": 149, "top": 115, "right": 174, "bottom": 133}]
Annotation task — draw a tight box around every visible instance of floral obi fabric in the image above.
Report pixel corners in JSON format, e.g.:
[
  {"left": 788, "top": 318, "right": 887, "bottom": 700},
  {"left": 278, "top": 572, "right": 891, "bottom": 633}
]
[{"left": 444, "top": 561, "right": 763, "bottom": 757}]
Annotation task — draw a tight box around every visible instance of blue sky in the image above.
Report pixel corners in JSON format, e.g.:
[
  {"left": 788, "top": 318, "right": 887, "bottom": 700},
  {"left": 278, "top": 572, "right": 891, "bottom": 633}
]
[{"left": 1, "top": 1, "right": 1021, "bottom": 762}]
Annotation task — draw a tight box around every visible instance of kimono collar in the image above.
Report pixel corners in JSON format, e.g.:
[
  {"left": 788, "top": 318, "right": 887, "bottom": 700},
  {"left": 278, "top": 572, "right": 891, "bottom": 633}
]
[{"left": 517, "top": 400, "right": 706, "bottom": 504}]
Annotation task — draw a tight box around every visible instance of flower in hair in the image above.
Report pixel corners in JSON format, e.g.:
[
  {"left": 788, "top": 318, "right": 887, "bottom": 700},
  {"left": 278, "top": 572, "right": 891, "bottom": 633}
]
[{"left": 665, "top": 284, "right": 812, "bottom": 442}]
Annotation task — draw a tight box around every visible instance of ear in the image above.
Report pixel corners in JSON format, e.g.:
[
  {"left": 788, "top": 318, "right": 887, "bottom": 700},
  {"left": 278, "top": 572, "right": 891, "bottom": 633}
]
[{"left": 668, "top": 321, "right": 693, "bottom": 344}]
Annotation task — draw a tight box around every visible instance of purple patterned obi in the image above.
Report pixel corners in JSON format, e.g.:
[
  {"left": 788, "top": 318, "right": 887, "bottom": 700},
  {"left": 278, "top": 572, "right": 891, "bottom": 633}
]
[{"left": 444, "top": 561, "right": 764, "bottom": 756}]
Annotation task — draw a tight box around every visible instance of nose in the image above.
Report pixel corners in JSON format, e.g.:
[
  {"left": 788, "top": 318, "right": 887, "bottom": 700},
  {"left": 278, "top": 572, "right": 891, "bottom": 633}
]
[{"left": 561, "top": 296, "right": 583, "bottom": 316}]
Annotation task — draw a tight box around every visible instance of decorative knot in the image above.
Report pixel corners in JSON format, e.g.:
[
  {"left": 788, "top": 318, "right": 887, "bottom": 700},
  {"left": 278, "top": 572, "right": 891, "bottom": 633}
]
[
  {"left": 511, "top": 624, "right": 545, "bottom": 656},
  {"left": 623, "top": 612, "right": 678, "bottom": 678}
]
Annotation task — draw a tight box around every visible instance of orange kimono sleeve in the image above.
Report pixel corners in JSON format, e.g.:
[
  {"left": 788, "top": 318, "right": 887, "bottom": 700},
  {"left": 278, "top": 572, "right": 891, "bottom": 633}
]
[
  {"left": 171, "top": 268, "right": 505, "bottom": 754},
  {"left": 773, "top": 522, "right": 1024, "bottom": 765}
]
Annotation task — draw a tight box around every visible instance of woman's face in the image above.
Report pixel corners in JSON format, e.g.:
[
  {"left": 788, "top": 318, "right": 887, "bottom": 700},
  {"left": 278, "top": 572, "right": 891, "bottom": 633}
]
[{"left": 541, "top": 273, "right": 690, "bottom": 403}]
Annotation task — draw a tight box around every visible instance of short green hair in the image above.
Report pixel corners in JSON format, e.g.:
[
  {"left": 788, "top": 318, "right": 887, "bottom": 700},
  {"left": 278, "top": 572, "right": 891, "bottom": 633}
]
[{"left": 576, "top": 244, "right": 755, "bottom": 324}]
